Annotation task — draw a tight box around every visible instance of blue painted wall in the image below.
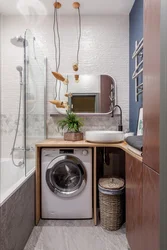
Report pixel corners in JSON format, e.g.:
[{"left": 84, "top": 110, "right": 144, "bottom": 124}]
[{"left": 129, "top": 0, "right": 143, "bottom": 133}]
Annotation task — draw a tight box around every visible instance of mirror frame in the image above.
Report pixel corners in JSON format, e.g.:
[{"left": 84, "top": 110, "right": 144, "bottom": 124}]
[{"left": 53, "top": 75, "right": 117, "bottom": 116}]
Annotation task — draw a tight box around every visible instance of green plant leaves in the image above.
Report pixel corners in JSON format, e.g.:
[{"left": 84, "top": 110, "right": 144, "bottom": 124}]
[{"left": 57, "top": 111, "right": 84, "bottom": 133}]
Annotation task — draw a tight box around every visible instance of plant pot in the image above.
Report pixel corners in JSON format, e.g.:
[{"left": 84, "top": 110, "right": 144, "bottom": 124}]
[{"left": 64, "top": 132, "right": 83, "bottom": 141}]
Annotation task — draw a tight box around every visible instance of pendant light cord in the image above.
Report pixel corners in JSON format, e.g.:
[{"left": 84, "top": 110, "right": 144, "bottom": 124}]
[
  {"left": 66, "top": 75, "right": 69, "bottom": 93},
  {"left": 53, "top": 7, "right": 58, "bottom": 72},
  {"left": 77, "top": 7, "right": 81, "bottom": 65},
  {"left": 53, "top": 2, "right": 61, "bottom": 100},
  {"left": 55, "top": 7, "right": 61, "bottom": 71}
]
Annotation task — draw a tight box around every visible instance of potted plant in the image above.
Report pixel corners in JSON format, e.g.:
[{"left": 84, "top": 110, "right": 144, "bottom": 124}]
[{"left": 58, "top": 111, "right": 84, "bottom": 141}]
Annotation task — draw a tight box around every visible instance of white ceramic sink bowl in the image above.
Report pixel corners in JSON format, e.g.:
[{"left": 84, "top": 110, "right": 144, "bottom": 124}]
[{"left": 85, "top": 131, "right": 124, "bottom": 143}]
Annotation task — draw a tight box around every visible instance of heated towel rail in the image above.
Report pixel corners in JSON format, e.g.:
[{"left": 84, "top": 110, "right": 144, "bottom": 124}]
[{"left": 132, "top": 38, "right": 144, "bottom": 102}]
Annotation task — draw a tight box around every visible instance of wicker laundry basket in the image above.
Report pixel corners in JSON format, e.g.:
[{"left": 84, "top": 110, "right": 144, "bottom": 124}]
[{"left": 98, "top": 178, "right": 125, "bottom": 231}]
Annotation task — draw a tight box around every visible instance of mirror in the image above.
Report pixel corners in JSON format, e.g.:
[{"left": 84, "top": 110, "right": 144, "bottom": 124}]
[{"left": 52, "top": 75, "right": 116, "bottom": 115}]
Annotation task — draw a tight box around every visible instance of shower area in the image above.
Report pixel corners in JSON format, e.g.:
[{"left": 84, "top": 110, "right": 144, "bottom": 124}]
[{"left": 0, "top": 29, "right": 47, "bottom": 206}]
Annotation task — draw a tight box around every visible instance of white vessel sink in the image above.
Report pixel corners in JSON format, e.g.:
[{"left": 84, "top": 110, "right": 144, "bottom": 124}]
[{"left": 85, "top": 131, "right": 124, "bottom": 143}]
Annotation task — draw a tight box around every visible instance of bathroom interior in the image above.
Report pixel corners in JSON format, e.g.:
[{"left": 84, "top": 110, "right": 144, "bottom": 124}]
[{"left": 0, "top": 0, "right": 163, "bottom": 249}]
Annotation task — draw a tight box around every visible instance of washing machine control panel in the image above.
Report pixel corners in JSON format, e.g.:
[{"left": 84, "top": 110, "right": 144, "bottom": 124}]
[
  {"left": 82, "top": 150, "right": 88, "bottom": 156},
  {"left": 59, "top": 149, "right": 74, "bottom": 154},
  {"left": 42, "top": 148, "right": 90, "bottom": 158}
]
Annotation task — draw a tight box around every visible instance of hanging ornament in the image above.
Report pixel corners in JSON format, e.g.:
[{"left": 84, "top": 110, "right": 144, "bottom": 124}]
[
  {"left": 52, "top": 72, "right": 65, "bottom": 82},
  {"left": 49, "top": 100, "right": 65, "bottom": 108},
  {"left": 49, "top": 100, "right": 68, "bottom": 109},
  {"left": 52, "top": 72, "right": 69, "bottom": 85}
]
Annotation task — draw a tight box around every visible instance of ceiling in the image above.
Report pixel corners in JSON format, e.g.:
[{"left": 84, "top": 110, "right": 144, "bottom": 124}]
[{"left": 0, "top": 0, "right": 135, "bottom": 16}]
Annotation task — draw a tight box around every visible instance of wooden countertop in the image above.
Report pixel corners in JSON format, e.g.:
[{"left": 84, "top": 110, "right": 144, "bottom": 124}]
[{"left": 36, "top": 139, "right": 142, "bottom": 162}]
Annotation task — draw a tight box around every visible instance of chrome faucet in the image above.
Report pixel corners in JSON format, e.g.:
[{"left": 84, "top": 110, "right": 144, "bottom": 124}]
[{"left": 111, "top": 105, "right": 123, "bottom": 131}]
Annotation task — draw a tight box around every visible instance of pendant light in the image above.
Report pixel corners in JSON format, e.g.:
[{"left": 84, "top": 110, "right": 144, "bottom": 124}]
[
  {"left": 50, "top": 1, "right": 67, "bottom": 109},
  {"left": 50, "top": 2, "right": 82, "bottom": 109},
  {"left": 73, "top": 2, "right": 82, "bottom": 83},
  {"left": 52, "top": 1, "right": 68, "bottom": 86},
  {"left": 64, "top": 75, "right": 72, "bottom": 98}
]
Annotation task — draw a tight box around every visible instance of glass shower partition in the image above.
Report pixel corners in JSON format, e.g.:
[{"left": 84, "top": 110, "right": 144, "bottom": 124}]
[{"left": 24, "top": 29, "right": 47, "bottom": 175}]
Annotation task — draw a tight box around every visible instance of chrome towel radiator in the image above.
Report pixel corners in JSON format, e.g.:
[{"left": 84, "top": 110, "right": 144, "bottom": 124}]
[{"left": 132, "top": 38, "right": 144, "bottom": 102}]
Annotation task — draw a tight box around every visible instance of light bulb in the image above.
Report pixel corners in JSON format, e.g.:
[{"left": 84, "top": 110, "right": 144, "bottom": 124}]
[
  {"left": 73, "top": 63, "right": 78, "bottom": 71},
  {"left": 53, "top": 2, "right": 62, "bottom": 9},
  {"left": 74, "top": 74, "right": 79, "bottom": 83},
  {"left": 73, "top": 2, "right": 80, "bottom": 9},
  {"left": 63, "top": 78, "right": 69, "bottom": 85},
  {"left": 65, "top": 93, "right": 72, "bottom": 97}
]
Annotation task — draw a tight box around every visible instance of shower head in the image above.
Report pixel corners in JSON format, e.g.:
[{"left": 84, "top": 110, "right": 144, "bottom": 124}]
[
  {"left": 11, "top": 36, "right": 28, "bottom": 47},
  {"left": 16, "top": 66, "right": 23, "bottom": 73},
  {"left": 16, "top": 65, "right": 23, "bottom": 83}
]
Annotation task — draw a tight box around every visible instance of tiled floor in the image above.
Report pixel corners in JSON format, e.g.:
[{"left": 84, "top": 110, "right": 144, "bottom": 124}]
[{"left": 24, "top": 220, "right": 129, "bottom": 250}]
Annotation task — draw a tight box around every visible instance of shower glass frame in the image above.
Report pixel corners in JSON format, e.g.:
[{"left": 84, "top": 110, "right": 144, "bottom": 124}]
[{"left": 24, "top": 29, "right": 47, "bottom": 176}]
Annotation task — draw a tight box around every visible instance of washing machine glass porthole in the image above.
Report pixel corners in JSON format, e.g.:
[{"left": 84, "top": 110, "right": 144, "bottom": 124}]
[{"left": 46, "top": 156, "right": 87, "bottom": 198}]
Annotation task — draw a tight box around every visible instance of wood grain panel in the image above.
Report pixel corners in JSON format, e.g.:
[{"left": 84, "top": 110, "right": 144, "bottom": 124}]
[
  {"left": 126, "top": 153, "right": 143, "bottom": 250},
  {"left": 143, "top": 0, "right": 160, "bottom": 173},
  {"left": 93, "top": 147, "right": 97, "bottom": 225},
  {"left": 100, "top": 75, "right": 114, "bottom": 113},
  {"left": 36, "top": 146, "right": 41, "bottom": 225},
  {"left": 142, "top": 164, "right": 160, "bottom": 250},
  {"left": 36, "top": 139, "right": 142, "bottom": 162}
]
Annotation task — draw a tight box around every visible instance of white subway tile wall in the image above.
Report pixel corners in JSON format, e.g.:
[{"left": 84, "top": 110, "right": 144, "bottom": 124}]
[{"left": 1, "top": 15, "right": 129, "bottom": 157}]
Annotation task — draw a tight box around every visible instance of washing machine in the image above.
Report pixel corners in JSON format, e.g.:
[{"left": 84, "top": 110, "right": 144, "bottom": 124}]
[{"left": 41, "top": 148, "right": 92, "bottom": 219}]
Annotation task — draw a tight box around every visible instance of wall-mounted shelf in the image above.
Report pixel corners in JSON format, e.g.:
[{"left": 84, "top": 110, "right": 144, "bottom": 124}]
[
  {"left": 50, "top": 114, "right": 62, "bottom": 117},
  {"left": 50, "top": 113, "right": 120, "bottom": 117}
]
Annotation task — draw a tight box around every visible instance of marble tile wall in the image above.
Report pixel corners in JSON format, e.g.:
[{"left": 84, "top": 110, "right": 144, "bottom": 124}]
[
  {"left": 0, "top": 114, "right": 45, "bottom": 157},
  {"left": 47, "top": 115, "right": 129, "bottom": 138},
  {"left": 0, "top": 112, "right": 129, "bottom": 157},
  {"left": 0, "top": 174, "right": 35, "bottom": 250}
]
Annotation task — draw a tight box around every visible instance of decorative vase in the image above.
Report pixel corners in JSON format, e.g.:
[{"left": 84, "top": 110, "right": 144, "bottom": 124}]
[{"left": 64, "top": 132, "right": 83, "bottom": 141}]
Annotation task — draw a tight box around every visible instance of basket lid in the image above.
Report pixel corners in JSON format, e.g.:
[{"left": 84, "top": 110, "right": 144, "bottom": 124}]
[{"left": 98, "top": 178, "right": 124, "bottom": 190}]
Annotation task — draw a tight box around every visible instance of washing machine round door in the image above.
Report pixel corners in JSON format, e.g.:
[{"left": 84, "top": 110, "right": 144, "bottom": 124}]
[{"left": 46, "top": 155, "right": 87, "bottom": 198}]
